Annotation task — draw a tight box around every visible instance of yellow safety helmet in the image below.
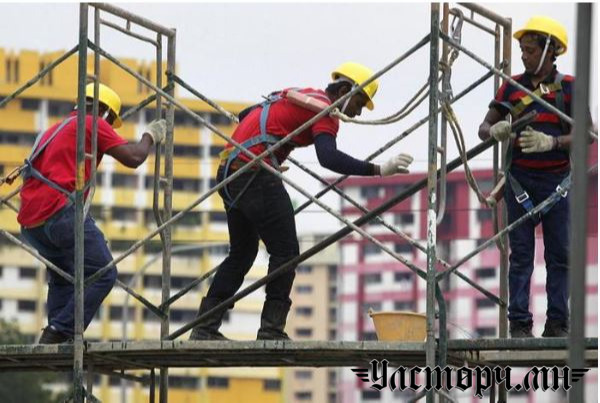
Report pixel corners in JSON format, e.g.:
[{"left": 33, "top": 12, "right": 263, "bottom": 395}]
[
  {"left": 85, "top": 83, "right": 123, "bottom": 128},
  {"left": 514, "top": 16, "right": 568, "bottom": 56},
  {"left": 331, "top": 62, "right": 378, "bottom": 110}
]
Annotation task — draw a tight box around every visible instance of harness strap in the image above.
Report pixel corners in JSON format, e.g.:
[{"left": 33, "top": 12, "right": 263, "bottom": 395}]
[
  {"left": 22, "top": 116, "right": 77, "bottom": 201},
  {"left": 507, "top": 172, "right": 571, "bottom": 225},
  {"left": 505, "top": 73, "right": 570, "bottom": 223},
  {"left": 510, "top": 82, "right": 562, "bottom": 117}
]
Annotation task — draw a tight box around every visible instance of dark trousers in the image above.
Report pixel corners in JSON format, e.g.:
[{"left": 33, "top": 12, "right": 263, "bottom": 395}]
[
  {"left": 21, "top": 205, "right": 117, "bottom": 336},
  {"left": 505, "top": 166, "right": 570, "bottom": 324},
  {"left": 206, "top": 167, "right": 299, "bottom": 305}
]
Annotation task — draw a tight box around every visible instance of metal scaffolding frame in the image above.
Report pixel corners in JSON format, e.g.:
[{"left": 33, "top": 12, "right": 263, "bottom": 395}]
[{"left": 0, "top": 3, "right": 596, "bottom": 403}]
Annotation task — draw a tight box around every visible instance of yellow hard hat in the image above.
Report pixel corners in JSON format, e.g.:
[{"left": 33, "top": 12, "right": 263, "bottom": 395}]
[
  {"left": 331, "top": 62, "right": 378, "bottom": 110},
  {"left": 514, "top": 16, "right": 568, "bottom": 56},
  {"left": 85, "top": 83, "right": 122, "bottom": 128}
]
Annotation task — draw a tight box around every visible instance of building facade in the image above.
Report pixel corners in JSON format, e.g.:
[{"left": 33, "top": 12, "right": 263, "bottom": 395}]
[
  {"left": 336, "top": 151, "right": 598, "bottom": 403},
  {"left": 0, "top": 47, "right": 284, "bottom": 402}
]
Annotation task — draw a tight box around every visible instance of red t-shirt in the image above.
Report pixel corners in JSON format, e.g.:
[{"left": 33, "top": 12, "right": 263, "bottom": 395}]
[
  {"left": 226, "top": 88, "right": 339, "bottom": 165},
  {"left": 18, "top": 112, "right": 128, "bottom": 226}
]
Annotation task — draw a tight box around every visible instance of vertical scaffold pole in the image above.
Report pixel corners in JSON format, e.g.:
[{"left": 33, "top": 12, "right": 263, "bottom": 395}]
[
  {"left": 497, "top": 15, "right": 512, "bottom": 403},
  {"left": 74, "top": 4, "right": 89, "bottom": 403},
  {"left": 426, "top": 4, "right": 440, "bottom": 403},
  {"left": 159, "top": 28, "right": 176, "bottom": 403},
  {"left": 569, "top": 4, "right": 592, "bottom": 403}
]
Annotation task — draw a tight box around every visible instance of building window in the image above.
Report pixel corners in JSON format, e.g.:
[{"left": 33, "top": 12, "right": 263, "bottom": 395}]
[
  {"left": 363, "top": 302, "right": 382, "bottom": 313},
  {"left": 209, "top": 113, "right": 232, "bottom": 126},
  {"left": 112, "top": 240, "right": 136, "bottom": 252},
  {"left": 476, "top": 239, "right": 496, "bottom": 250},
  {"left": 168, "top": 376, "right": 199, "bottom": 389},
  {"left": 329, "top": 329, "right": 337, "bottom": 340},
  {"left": 294, "top": 392, "right": 312, "bottom": 401},
  {"left": 263, "top": 379, "right": 281, "bottom": 391},
  {"left": 295, "top": 307, "right": 313, "bottom": 317},
  {"left": 327, "top": 265, "right": 337, "bottom": 280},
  {"left": 112, "top": 207, "right": 138, "bottom": 222},
  {"left": 362, "top": 389, "right": 381, "bottom": 400},
  {"left": 0, "top": 299, "right": 3, "bottom": 310},
  {"left": 21, "top": 98, "right": 40, "bottom": 110},
  {"left": 394, "top": 300, "right": 416, "bottom": 311},
  {"left": 329, "top": 307, "right": 337, "bottom": 320},
  {"left": 475, "top": 327, "right": 496, "bottom": 338},
  {"left": 48, "top": 100, "right": 73, "bottom": 117},
  {"left": 394, "top": 213, "right": 414, "bottom": 225},
  {"left": 477, "top": 209, "right": 493, "bottom": 222},
  {"left": 475, "top": 267, "right": 496, "bottom": 279},
  {"left": 296, "top": 328, "right": 313, "bottom": 338},
  {"left": 17, "top": 300, "right": 36, "bottom": 312},
  {"left": 18, "top": 267, "right": 37, "bottom": 279},
  {"left": 394, "top": 272, "right": 413, "bottom": 283},
  {"left": 142, "top": 310, "right": 161, "bottom": 322},
  {"left": 113, "top": 173, "right": 138, "bottom": 188},
  {"left": 143, "top": 275, "right": 162, "bottom": 289},
  {"left": 170, "top": 309, "right": 198, "bottom": 323},
  {"left": 173, "top": 145, "right": 202, "bottom": 157},
  {"left": 360, "top": 186, "right": 381, "bottom": 199},
  {"left": 476, "top": 298, "right": 496, "bottom": 309},
  {"left": 209, "top": 211, "right": 226, "bottom": 223},
  {"left": 361, "top": 331, "right": 378, "bottom": 341},
  {"left": 209, "top": 146, "right": 222, "bottom": 156},
  {"left": 172, "top": 211, "right": 202, "bottom": 228},
  {"left": 297, "top": 265, "right": 312, "bottom": 274},
  {"left": 296, "top": 285, "right": 313, "bottom": 294},
  {"left": 109, "top": 306, "right": 135, "bottom": 321},
  {"left": 363, "top": 273, "right": 381, "bottom": 284},
  {"left": 363, "top": 243, "right": 380, "bottom": 257},
  {"left": 295, "top": 370, "right": 312, "bottom": 380},
  {"left": 394, "top": 242, "right": 412, "bottom": 254},
  {"left": 207, "top": 376, "right": 229, "bottom": 389},
  {"left": 172, "top": 178, "right": 202, "bottom": 192}
]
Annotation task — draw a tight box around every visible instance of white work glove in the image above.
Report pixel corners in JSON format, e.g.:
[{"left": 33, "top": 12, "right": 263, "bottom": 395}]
[
  {"left": 145, "top": 119, "right": 167, "bottom": 144},
  {"left": 380, "top": 153, "right": 414, "bottom": 176},
  {"left": 519, "top": 126, "right": 554, "bottom": 153},
  {"left": 489, "top": 120, "right": 513, "bottom": 142}
]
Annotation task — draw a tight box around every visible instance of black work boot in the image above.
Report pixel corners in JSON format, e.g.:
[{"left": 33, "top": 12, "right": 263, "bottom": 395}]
[
  {"left": 509, "top": 320, "right": 534, "bottom": 338},
  {"left": 256, "top": 300, "right": 292, "bottom": 341},
  {"left": 542, "top": 319, "right": 569, "bottom": 337},
  {"left": 189, "top": 297, "right": 230, "bottom": 341},
  {"left": 38, "top": 326, "right": 71, "bottom": 344}
]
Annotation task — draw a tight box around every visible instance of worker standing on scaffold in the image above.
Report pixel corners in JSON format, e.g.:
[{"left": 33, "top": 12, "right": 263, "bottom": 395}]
[
  {"left": 18, "top": 83, "right": 167, "bottom": 344},
  {"left": 479, "top": 17, "right": 592, "bottom": 338},
  {"left": 190, "top": 62, "right": 414, "bottom": 340}
]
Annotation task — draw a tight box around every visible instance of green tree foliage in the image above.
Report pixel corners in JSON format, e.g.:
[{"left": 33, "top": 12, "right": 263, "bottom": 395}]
[{"left": 0, "top": 320, "right": 64, "bottom": 403}]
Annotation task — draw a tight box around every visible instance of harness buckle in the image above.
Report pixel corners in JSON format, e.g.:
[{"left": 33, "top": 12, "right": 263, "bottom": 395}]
[
  {"left": 515, "top": 191, "right": 530, "bottom": 204},
  {"left": 556, "top": 184, "right": 568, "bottom": 198},
  {"left": 539, "top": 83, "right": 549, "bottom": 95}
]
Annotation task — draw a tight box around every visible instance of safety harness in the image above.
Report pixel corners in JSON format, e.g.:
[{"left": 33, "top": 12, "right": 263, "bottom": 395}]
[
  {"left": 505, "top": 72, "right": 571, "bottom": 225},
  {"left": 219, "top": 89, "right": 329, "bottom": 209}
]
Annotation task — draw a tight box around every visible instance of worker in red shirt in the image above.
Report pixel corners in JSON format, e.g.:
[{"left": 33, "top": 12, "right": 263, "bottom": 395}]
[
  {"left": 19, "top": 83, "right": 166, "bottom": 344},
  {"left": 190, "top": 62, "right": 414, "bottom": 340}
]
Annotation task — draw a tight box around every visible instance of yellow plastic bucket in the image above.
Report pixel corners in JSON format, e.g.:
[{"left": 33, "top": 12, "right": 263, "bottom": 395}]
[{"left": 369, "top": 310, "right": 427, "bottom": 342}]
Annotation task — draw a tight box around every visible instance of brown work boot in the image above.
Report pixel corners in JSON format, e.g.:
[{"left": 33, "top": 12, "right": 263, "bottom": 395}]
[
  {"left": 541, "top": 320, "right": 569, "bottom": 337},
  {"left": 256, "top": 300, "right": 292, "bottom": 341},
  {"left": 38, "top": 326, "right": 72, "bottom": 344},
  {"left": 189, "top": 297, "right": 230, "bottom": 341}
]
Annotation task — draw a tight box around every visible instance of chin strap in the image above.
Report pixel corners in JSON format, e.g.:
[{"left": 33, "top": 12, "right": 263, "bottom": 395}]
[
  {"left": 333, "top": 77, "right": 357, "bottom": 114},
  {"left": 534, "top": 34, "right": 552, "bottom": 75}
]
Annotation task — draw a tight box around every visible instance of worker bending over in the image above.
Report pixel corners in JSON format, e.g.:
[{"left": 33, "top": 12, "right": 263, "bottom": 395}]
[{"left": 190, "top": 62, "right": 414, "bottom": 341}]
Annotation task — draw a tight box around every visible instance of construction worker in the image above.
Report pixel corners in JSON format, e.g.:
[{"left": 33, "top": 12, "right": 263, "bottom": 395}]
[
  {"left": 190, "top": 62, "right": 414, "bottom": 341},
  {"left": 479, "top": 17, "right": 589, "bottom": 338},
  {"left": 18, "top": 83, "right": 166, "bottom": 344}
]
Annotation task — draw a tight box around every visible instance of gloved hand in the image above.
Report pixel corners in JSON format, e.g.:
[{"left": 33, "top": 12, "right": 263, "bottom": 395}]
[
  {"left": 145, "top": 119, "right": 167, "bottom": 144},
  {"left": 489, "top": 120, "right": 513, "bottom": 142},
  {"left": 519, "top": 126, "right": 555, "bottom": 153},
  {"left": 380, "top": 153, "right": 414, "bottom": 176}
]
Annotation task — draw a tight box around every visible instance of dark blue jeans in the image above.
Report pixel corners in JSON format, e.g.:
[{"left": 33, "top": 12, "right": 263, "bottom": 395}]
[
  {"left": 505, "top": 166, "right": 570, "bottom": 324},
  {"left": 206, "top": 167, "right": 299, "bottom": 305},
  {"left": 21, "top": 205, "right": 117, "bottom": 336}
]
